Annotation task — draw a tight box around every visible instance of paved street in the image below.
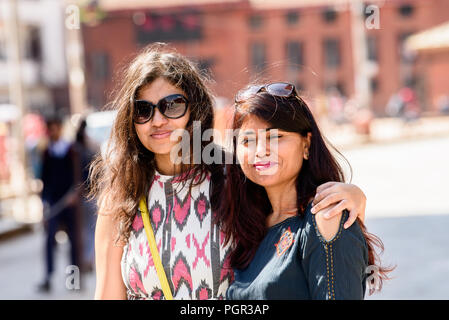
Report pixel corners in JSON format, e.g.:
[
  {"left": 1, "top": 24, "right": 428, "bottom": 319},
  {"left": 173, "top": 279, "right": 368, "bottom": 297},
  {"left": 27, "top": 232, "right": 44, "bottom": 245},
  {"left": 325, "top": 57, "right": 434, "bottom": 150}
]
[
  {"left": 0, "top": 224, "right": 96, "bottom": 300},
  {"left": 342, "top": 134, "right": 449, "bottom": 299},
  {"left": 0, "top": 134, "right": 448, "bottom": 300}
]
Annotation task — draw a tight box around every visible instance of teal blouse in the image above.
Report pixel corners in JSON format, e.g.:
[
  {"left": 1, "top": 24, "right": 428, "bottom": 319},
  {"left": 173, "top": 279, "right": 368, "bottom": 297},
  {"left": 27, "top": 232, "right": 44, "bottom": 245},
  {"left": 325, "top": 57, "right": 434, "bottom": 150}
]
[{"left": 226, "top": 204, "right": 369, "bottom": 300}]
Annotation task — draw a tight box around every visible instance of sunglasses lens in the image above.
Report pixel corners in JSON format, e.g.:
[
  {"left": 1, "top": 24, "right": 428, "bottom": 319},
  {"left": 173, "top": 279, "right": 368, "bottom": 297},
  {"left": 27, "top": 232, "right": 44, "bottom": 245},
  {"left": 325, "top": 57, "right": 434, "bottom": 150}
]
[
  {"left": 236, "top": 85, "right": 262, "bottom": 102},
  {"left": 266, "top": 82, "right": 294, "bottom": 97},
  {"left": 134, "top": 101, "right": 153, "bottom": 124},
  {"left": 160, "top": 95, "right": 188, "bottom": 119}
]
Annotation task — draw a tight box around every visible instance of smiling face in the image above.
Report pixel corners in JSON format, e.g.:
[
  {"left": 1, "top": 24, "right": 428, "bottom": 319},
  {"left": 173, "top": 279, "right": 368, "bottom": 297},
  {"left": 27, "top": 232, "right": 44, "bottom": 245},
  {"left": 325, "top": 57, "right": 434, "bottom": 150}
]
[
  {"left": 134, "top": 77, "right": 191, "bottom": 158},
  {"left": 236, "top": 114, "right": 311, "bottom": 188}
]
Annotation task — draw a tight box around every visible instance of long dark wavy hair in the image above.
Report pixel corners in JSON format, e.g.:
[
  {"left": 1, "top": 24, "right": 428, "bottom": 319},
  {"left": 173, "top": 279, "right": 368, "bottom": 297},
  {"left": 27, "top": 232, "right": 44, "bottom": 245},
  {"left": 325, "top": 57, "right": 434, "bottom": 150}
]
[
  {"left": 88, "top": 43, "right": 225, "bottom": 245},
  {"left": 217, "top": 86, "right": 393, "bottom": 293}
]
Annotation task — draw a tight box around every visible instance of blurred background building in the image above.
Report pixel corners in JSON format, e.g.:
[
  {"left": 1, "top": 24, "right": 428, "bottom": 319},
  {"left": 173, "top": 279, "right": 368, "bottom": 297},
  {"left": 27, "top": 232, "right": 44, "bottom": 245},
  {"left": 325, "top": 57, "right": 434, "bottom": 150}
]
[
  {"left": 80, "top": 0, "right": 449, "bottom": 115},
  {"left": 0, "top": 0, "right": 69, "bottom": 116}
]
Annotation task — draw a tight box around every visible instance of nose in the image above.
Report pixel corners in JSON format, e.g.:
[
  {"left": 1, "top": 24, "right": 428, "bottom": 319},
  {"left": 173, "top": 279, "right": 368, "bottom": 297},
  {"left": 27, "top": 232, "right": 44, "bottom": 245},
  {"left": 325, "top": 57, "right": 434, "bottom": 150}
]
[
  {"left": 255, "top": 136, "right": 270, "bottom": 158},
  {"left": 151, "top": 107, "right": 168, "bottom": 127}
]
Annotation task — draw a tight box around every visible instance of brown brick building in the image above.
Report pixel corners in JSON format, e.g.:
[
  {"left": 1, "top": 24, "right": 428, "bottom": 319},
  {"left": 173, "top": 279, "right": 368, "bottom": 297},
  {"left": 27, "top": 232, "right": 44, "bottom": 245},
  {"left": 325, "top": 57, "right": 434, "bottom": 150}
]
[
  {"left": 406, "top": 21, "right": 449, "bottom": 113},
  {"left": 81, "top": 0, "right": 449, "bottom": 115}
]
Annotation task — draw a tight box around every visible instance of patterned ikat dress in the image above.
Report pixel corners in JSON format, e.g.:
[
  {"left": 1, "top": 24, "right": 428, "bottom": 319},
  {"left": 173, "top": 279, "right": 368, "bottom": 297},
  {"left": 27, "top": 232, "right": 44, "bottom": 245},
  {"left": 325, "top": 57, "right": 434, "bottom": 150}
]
[{"left": 121, "top": 170, "right": 234, "bottom": 300}]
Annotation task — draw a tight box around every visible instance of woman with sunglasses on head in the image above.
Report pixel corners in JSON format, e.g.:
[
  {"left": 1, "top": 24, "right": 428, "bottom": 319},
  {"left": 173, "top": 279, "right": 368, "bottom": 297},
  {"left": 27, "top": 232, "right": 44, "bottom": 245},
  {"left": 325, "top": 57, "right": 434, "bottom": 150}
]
[
  {"left": 221, "top": 82, "right": 392, "bottom": 300},
  {"left": 90, "top": 44, "right": 369, "bottom": 300}
]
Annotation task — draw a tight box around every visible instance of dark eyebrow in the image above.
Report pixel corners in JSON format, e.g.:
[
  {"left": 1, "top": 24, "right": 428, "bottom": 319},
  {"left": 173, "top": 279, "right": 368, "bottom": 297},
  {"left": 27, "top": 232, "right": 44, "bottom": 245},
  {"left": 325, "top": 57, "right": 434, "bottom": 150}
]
[
  {"left": 241, "top": 127, "right": 281, "bottom": 135},
  {"left": 265, "top": 127, "right": 283, "bottom": 134}
]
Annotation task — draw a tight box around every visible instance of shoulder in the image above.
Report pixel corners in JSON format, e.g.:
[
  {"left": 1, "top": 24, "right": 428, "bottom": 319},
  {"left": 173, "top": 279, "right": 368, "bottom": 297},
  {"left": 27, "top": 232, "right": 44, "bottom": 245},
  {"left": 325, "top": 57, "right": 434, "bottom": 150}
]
[
  {"left": 314, "top": 210, "right": 344, "bottom": 242},
  {"left": 301, "top": 207, "right": 366, "bottom": 250},
  {"left": 299, "top": 208, "right": 368, "bottom": 268},
  {"left": 301, "top": 206, "right": 346, "bottom": 244}
]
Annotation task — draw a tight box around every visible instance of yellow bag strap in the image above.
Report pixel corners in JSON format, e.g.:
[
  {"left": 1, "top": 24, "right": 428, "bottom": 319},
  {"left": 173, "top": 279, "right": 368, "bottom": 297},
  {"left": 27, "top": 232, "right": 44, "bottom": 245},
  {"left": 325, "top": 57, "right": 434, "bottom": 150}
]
[{"left": 139, "top": 197, "right": 173, "bottom": 300}]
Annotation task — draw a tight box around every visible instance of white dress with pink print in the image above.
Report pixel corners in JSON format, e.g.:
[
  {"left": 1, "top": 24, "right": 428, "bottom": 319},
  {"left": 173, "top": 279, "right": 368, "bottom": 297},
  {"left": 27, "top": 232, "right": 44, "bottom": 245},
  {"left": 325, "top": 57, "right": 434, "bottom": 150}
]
[{"left": 120, "top": 170, "right": 234, "bottom": 300}]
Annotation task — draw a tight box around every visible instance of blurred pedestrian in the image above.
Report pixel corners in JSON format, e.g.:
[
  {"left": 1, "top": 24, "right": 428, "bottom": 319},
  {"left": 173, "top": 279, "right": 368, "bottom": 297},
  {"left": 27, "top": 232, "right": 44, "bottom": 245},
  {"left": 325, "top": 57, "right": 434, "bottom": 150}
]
[
  {"left": 386, "top": 93, "right": 405, "bottom": 117},
  {"left": 24, "top": 113, "right": 47, "bottom": 180},
  {"left": 399, "top": 87, "right": 420, "bottom": 122},
  {"left": 37, "top": 116, "right": 81, "bottom": 292},
  {"left": 72, "top": 118, "right": 98, "bottom": 274}
]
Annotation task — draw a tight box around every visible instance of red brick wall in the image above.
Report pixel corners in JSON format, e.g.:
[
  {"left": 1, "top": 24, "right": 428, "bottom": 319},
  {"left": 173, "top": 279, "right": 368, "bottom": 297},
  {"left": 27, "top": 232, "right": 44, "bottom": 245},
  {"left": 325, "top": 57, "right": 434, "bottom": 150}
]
[{"left": 81, "top": 0, "right": 449, "bottom": 115}]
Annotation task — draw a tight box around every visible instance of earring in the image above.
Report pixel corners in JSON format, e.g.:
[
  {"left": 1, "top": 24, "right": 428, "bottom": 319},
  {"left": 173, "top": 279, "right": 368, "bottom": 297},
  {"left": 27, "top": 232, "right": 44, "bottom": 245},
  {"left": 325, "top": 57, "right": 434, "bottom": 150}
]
[{"left": 304, "top": 149, "right": 309, "bottom": 160}]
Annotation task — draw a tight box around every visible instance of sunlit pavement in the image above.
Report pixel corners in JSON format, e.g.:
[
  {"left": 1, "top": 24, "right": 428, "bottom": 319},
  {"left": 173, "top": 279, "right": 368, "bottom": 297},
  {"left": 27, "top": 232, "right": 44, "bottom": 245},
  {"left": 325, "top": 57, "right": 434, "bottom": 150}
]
[
  {"left": 0, "top": 133, "right": 448, "bottom": 300},
  {"left": 0, "top": 225, "right": 96, "bottom": 300},
  {"left": 344, "top": 134, "right": 449, "bottom": 299}
]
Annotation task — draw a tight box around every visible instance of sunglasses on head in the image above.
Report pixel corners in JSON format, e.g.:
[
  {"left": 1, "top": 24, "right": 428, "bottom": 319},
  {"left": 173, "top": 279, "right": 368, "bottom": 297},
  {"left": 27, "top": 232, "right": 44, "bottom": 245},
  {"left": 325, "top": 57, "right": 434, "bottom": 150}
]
[
  {"left": 235, "top": 82, "right": 298, "bottom": 103},
  {"left": 134, "top": 94, "right": 189, "bottom": 124}
]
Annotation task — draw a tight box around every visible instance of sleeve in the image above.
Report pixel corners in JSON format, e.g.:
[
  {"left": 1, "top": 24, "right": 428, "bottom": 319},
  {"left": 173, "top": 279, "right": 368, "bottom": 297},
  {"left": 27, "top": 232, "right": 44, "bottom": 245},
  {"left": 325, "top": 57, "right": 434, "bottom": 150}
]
[
  {"left": 299, "top": 209, "right": 369, "bottom": 300},
  {"left": 40, "top": 149, "right": 50, "bottom": 203}
]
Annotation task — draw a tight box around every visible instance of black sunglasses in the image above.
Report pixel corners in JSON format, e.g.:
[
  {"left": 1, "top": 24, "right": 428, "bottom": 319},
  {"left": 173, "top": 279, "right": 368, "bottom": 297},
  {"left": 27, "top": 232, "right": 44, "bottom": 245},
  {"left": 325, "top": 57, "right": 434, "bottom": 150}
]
[
  {"left": 134, "top": 94, "right": 189, "bottom": 124},
  {"left": 235, "top": 82, "right": 297, "bottom": 103}
]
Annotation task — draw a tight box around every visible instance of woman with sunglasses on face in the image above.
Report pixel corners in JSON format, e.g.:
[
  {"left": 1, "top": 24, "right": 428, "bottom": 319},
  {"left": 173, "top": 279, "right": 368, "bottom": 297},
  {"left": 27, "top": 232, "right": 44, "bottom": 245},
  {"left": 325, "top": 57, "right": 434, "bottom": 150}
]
[
  {"left": 221, "top": 82, "right": 392, "bottom": 300},
  {"left": 90, "top": 44, "right": 233, "bottom": 300},
  {"left": 90, "top": 44, "right": 369, "bottom": 300}
]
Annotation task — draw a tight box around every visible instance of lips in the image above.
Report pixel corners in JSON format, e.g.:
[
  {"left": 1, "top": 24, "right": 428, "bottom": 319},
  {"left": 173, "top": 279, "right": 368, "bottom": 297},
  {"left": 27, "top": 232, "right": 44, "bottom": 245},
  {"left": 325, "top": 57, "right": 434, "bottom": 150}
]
[
  {"left": 253, "top": 161, "right": 278, "bottom": 171},
  {"left": 150, "top": 130, "right": 172, "bottom": 139}
]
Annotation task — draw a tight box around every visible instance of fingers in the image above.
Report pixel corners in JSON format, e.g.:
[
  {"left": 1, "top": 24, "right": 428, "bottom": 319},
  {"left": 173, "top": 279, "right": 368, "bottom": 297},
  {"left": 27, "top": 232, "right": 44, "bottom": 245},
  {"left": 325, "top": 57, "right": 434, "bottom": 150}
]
[
  {"left": 313, "top": 181, "right": 345, "bottom": 206},
  {"left": 322, "top": 200, "right": 347, "bottom": 219},
  {"left": 344, "top": 209, "right": 358, "bottom": 229},
  {"left": 313, "top": 185, "right": 336, "bottom": 207},
  {"left": 315, "top": 181, "right": 338, "bottom": 195},
  {"left": 311, "top": 192, "right": 343, "bottom": 214}
]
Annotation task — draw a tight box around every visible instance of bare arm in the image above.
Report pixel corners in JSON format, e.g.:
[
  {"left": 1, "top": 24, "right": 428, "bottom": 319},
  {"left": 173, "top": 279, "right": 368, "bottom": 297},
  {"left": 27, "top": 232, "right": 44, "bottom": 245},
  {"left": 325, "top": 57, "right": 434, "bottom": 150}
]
[
  {"left": 94, "top": 212, "right": 127, "bottom": 300},
  {"left": 314, "top": 209, "right": 342, "bottom": 241}
]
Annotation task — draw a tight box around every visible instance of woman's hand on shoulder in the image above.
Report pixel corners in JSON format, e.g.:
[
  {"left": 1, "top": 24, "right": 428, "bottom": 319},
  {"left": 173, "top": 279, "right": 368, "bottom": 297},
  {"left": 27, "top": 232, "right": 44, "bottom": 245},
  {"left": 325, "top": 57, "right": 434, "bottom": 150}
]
[{"left": 311, "top": 182, "right": 366, "bottom": 229}]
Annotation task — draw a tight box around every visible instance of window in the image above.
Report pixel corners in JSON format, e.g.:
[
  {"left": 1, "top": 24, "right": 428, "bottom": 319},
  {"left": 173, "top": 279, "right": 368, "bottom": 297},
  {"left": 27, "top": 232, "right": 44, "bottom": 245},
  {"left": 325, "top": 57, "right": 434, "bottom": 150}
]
[
  {"left": 25, "top": 27, "right": 42, "bottom": 62},
  {"left": 286, "top": 41, "right": 303, "bottom": 70},
  {"left": 90, "top": 52, "right": 109, "bottom": 80},
  {"left": 367, "top": 36, "right": 378, "bottom": 62},
  {"left": 325, "top": 82, "right": 345, "bottom": 97},
  {"left": 286, "top": 11, "right": 299, "bottom": 25},
  {"left": 398, "top": 4, "right": 414, "bottom": 17},
  {"left": 135, "top": 11, "right": 203, "bottom": 44},
  {"left": 249, "top": 14, "right": 263, "bottom": 30},
  {"left": 324, "top": 38, "right": 340, "bottom": 68},
  {"left": 370, "top": 78, "right": 379, "bottom": 93},
  {"left": 250, "top": 42, "right": 266, "bottom": 73},
  {"left": 322, "top": 7, "right": 338, "bottom": 23}
]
